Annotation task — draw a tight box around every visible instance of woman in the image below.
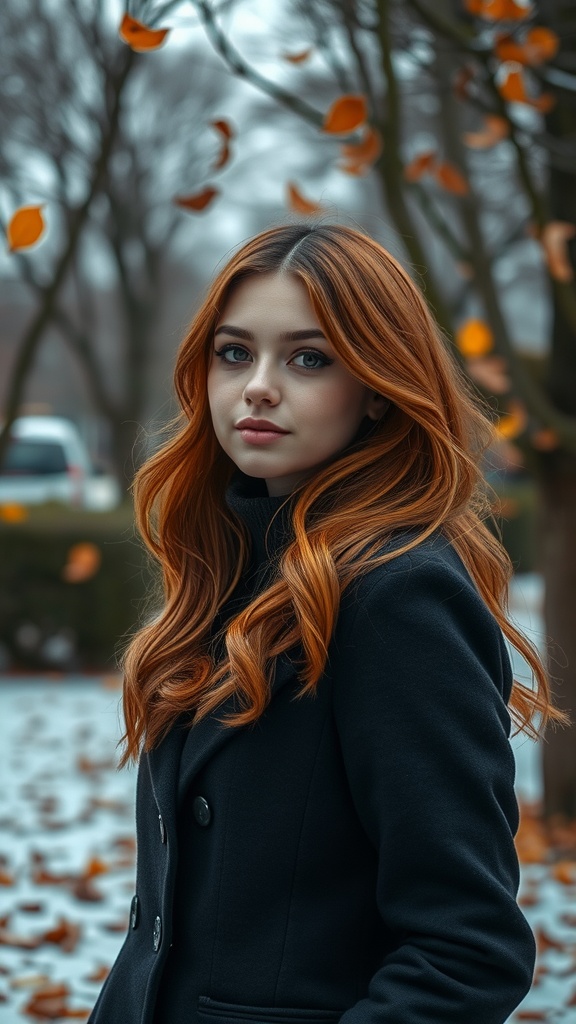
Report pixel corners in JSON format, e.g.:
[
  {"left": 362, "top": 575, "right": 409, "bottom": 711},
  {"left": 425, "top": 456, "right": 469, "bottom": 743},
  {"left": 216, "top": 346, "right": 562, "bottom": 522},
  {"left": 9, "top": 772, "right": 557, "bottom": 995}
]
[{"left": 88, "top": 224, "right": 563, "bottom": 1024}]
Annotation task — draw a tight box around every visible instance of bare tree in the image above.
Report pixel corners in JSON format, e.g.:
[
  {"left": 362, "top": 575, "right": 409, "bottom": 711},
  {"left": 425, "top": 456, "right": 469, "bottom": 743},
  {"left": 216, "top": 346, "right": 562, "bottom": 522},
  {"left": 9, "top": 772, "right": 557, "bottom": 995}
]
[
  {"left": 0, "top": 0, "right": 229, "bottom": 480},
  {"left": 128, "top": 0, "right": 576, "bottom": 827}
]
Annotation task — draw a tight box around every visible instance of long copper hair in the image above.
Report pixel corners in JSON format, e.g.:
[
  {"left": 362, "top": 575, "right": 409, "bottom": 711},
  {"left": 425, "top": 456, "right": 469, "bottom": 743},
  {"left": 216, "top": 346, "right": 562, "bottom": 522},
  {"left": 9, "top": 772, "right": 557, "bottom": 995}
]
[{"left": 120, "top": 223, "right": 566, "bottom": 765}]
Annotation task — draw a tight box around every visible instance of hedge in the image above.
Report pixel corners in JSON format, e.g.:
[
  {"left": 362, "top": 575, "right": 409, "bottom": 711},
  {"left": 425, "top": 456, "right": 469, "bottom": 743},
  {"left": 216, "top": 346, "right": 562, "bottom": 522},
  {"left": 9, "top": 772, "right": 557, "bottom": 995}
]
[
  {"left": 0, "top": 481, "right": 539, "bottom": 671},
  {"left": 0, "top": 502, "right": 157, "bottom": 671}
]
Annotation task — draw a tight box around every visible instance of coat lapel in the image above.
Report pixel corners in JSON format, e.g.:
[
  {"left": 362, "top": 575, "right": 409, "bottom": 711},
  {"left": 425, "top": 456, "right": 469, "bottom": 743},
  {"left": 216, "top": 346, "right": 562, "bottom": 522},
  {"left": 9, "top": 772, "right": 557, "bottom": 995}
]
[
  {"left": 145, "top": 646, "right": 303, "bottom": 820},
  {"left": 176, "top": 645, "right": 302, "bottom": 806}
]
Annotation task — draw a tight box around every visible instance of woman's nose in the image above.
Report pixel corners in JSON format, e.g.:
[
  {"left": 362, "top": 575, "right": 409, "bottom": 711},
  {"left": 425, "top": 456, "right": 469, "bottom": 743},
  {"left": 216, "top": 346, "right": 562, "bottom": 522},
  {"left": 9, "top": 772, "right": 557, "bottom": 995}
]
[{"left": 242, "top": 363, "right": 281, "bottom": 404}]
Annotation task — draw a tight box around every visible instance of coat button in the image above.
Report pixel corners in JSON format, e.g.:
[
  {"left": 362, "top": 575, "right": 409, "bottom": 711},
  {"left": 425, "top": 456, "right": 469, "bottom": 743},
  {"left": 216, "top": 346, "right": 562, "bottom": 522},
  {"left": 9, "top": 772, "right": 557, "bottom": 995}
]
[
  {"left": 192, "top": 795, "right": 211, "bottom": 827},
  {"left": 158, "top": 812, "right": 166, "bottom": 844},
  {"left": 153, "top": 915, "right": 162, "bottom": 952},
  {"left": 130, "top": 895, "right": 139, "bottom": 930}
]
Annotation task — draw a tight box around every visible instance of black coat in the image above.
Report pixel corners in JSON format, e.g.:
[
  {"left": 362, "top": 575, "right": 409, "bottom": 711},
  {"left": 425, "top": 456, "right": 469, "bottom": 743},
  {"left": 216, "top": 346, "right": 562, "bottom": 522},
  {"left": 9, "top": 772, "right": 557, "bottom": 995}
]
[{"left": 88, "top": 476, "right": 535, "bottom": 1024}]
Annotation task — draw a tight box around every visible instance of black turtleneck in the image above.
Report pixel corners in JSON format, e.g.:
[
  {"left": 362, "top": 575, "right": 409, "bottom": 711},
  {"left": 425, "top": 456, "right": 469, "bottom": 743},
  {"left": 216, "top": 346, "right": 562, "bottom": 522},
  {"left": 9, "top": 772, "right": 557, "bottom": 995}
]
[{"left": 224, "top": 469, "right": 297, "bottom": 571}]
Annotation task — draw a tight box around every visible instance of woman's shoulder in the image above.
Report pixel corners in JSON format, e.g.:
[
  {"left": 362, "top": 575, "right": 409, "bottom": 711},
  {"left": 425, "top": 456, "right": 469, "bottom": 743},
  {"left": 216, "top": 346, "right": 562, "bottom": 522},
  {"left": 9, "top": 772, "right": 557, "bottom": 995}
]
[
  {"left": 342, "top": 528, "right": 475, "bottom": 607},
  {"left": 337, "top": 527, "right": 505, "bottom": 648}
]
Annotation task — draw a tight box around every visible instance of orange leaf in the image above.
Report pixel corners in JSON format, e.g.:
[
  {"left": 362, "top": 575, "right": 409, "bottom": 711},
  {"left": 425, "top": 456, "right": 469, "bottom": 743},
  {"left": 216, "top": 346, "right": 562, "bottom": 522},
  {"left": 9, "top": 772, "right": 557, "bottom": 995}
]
[
  {"left": 211, "top": 119, "right": 234, "bottom": 141},
  {"left": 61, "top": 542, "right": 102, "bottom": 583},
  {"left": 173, "top": 187, "right": 219, "bottom": 212},
  {"left": 323, "top": 95, "right": 367, "bottom": 134},
  {"left": 495, "top": 26, "right": 559, "bottom": 66},
  {"left": 514, "top": 1013, "right": 550, "bottom": 1022},
  {"left": 43, "top": 917, "right": 82, "bottom": 953},
  {"left": 0, "top": 503, "right": 28, "bottom": 523},
  {"left": 435, "top": 161, "right": 469, "bottom": 195},
  {"left": 403, "top": 150, "right": 437, "bottom": 183},
  {"left": 535, "top": 925, "right": 568, "bottom": 954},
  {"left": 7, "top": 205, "right": 45, "bottom": 252},
  {"left": 498, "top": 65, "right": 528, "bottom": 103},
  {"left": 464, "top": 114, "right": 510, "bottom": 149},
  {"left": 286, "top": 182, "right": 324, "bottom": 215},
  {"left": 551, "top": 860, "right": 576, "bottom": 885},
  {"left": 84, "top": 965, "right": 110, "bottom": 983},
  {"left": 282, "top": 48, "right": 313, "bottom": 64},
  {"left": 465, "top": 0, "right": 532, "bottom": 20},
  {"left": 339, "top": 126, "right": 383, "bottom": 174},
  {"left": 497, "top": 64, "right": 553, "bottom": 110},
  {"left": 540, "top": 221, "right": 576, "bottom": 282},
  {"left": 495, "top": 400, "right": 527, "bottom": 440},
  {"left": 531, "top": 428, "right": 559, "bottom": 452},
  {"left": 467, "top": 355, "right": 510, "bottom": 393},
  {"left": 213, "top": 141, "right": 231, "bottom": 171},
  {"left": 84, "top": 857, "right": 108, "bottom": 879},
  {"left": 456, "top": 319, "right": 494, "bottom": 358},
  {"left": 119, "top": 14, "right": 169, "bottom": 52}
]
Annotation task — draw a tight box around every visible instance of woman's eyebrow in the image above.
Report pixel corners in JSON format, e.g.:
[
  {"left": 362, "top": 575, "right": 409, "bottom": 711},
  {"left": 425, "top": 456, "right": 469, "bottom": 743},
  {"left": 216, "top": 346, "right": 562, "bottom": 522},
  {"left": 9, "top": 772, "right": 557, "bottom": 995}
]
[{"left": 214, "top": 324, "right": 327, "bottom": 342}]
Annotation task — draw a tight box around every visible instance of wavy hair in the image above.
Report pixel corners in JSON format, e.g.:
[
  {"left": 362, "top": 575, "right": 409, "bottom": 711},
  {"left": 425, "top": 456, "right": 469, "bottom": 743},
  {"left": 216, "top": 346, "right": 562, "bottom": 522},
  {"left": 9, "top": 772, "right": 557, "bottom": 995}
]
[{"left": 120, "top": 223, "right": 566, "bottom": 765}]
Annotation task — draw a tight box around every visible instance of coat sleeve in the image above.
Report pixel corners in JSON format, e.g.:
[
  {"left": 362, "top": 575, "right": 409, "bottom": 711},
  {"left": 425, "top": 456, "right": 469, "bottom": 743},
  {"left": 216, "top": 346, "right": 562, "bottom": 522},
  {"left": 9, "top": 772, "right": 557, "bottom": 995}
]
[{"left": 331, "top": 543, "right": 535, "bottom": 1024}]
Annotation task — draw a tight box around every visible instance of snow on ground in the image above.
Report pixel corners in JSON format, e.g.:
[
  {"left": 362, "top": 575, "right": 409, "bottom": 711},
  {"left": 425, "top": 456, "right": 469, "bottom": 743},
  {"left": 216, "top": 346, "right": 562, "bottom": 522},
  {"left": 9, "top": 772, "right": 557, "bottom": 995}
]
[{"left": 0, "top": 575, "right": 574, "bottom": 1021}]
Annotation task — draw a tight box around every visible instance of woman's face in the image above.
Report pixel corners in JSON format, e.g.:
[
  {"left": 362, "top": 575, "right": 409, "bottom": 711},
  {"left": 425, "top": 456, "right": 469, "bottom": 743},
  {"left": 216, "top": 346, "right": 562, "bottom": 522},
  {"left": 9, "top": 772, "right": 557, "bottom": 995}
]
[{"left": 207, "top": 272, "right": 386, "bottom": 496}]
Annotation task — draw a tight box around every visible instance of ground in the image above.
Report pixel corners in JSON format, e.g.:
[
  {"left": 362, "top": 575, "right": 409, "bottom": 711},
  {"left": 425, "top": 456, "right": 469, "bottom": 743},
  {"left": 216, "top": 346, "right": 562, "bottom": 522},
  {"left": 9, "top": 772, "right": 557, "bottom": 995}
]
[{"left": 0, "top": 576, "right": 574, "bottom": 1021}]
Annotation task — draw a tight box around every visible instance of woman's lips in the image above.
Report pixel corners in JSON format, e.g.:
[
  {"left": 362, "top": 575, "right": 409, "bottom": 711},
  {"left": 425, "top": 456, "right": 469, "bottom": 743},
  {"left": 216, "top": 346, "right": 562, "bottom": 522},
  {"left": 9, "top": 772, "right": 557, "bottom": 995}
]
[{"left": 237, "top": 428, "right": 289, "bottom": 445}]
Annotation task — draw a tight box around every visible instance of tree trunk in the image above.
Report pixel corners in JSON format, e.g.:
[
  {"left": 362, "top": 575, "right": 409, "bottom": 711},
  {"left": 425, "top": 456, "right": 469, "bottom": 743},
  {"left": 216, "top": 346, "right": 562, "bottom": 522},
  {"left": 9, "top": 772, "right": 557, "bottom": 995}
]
[{"left": 539, "top": 460, "right": 576, "bottom": 822}]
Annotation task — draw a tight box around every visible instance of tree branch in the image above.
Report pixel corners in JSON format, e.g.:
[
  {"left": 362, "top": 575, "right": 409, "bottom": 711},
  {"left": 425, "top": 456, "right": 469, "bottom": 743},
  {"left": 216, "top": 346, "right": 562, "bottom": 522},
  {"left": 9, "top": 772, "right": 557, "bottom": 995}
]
[{"left": 0, "top": 48, "right": 136, "bottom": 464}]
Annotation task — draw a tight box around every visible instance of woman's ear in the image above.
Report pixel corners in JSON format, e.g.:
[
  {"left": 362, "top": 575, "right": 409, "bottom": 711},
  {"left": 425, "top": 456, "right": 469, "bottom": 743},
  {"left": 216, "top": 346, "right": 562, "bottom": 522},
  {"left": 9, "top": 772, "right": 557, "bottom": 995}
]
[{"left": 366, "top": 393, "right": 390, "bottom": 421}]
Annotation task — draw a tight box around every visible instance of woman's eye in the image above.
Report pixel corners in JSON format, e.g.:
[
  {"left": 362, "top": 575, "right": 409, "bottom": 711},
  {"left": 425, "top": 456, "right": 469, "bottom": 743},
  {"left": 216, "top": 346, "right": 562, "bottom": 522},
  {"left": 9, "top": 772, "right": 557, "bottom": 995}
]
[
  {"left": 215, "top": 345, "right": 250, "bottom": 363},
  {"left": 291, "top": 350, "right": 327, "bottom": 370}
]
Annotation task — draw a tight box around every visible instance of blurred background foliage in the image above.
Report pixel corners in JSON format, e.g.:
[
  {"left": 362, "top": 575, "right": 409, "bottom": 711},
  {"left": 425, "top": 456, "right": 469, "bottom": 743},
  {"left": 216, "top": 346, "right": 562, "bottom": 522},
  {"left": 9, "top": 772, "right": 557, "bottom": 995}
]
[{"left": 1, "top": 0, "right": 576, "bottom": 821}]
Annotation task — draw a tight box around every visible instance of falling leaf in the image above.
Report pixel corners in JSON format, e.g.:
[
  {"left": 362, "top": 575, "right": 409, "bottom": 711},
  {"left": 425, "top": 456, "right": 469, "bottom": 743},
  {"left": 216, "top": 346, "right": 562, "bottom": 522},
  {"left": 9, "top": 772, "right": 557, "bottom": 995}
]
[
  {"left": 282, "top": 48, "right": 313, "bottom": 64},
  {"left": 173, "top": 187, "right": 219, "bottom": 212},
  {"left": 495, "top": 26, "right": 559, "bottom": 66},
  {"left": 467, "top": 356, "right": 510, "bottom": 393},
  {"left": 498, "top": 64, "right": 554, "bottom": 110},
  {"left": 435, "top": 161, "right": 469, "bottom": 195},
  {"left": 465, "top": 0, "right": 532, "bottom": 20},
  {"left": 498, "top": 65, "right": 528, "bottom": 103},
  {"left": 495, "top": 400, "right": 527, "bottom": 440},
  {"left": 464, "top": 114, "right": 510, "bottom": 149},
  {"left": 211, "top": 119, "right": 234, "bottom": 141},
  {"left": 119, "top": 14, "right": 169, "bottom": 52},
  {"left": 339, "top": 126, "right": 383, "bottom": 175},
  {"left": 531, "top": 428, "right": 559, "bottom": 451},
  {"left": 286, "top": 182, "right": 324, "bottom": 215},
  {"left": 403, "top": 150, "right": 437, "bottom": 183},
  {"left": 456, "top": 319, "right": 494, "bottom": 358},
  {"left": 211, "top": 120, "right": 234, "bottom": 171},
  {"left": 540, "top": 221, "right": 576, "bottom": 282},
  {"left": 6, "top": 206, "right": 45, "bottom": 252},
  {"left": 213, "top": 143, "right": 230, "bottom": 171},
  {"left": 61, "top": 542, "right": 102, "bottom": 583},
  {"left": 323, "top": 95, "right": 367, "bottom": 134}
]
